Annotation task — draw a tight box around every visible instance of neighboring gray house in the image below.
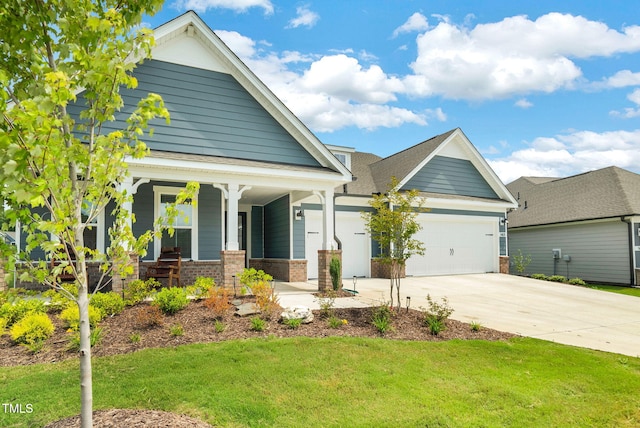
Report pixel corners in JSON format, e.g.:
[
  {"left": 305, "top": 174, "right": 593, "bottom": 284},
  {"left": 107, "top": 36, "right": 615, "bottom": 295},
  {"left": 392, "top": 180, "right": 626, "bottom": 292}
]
[
  {"left": 507, "top": 167, "right": 640, "bottom": 285},
  {"left": 9, "top": 12, "right": 518, "bottom": 290}
]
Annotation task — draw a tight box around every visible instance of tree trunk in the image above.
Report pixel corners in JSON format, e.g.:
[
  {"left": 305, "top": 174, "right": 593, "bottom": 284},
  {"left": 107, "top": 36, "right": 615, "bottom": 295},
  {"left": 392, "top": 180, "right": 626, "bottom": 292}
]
[{"left": 77, "top": 259, "right": 93, "bottom": 428}]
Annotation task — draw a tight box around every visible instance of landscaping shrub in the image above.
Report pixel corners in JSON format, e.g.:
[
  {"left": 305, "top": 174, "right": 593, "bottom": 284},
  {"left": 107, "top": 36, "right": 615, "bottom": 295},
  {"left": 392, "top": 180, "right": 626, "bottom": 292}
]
[
  {"left": 91, "top": 292, "right": 125, "bottom": 317},
  {"left": 327, "top": 316, "right": 342, "bottom": 329},
  {"left": 239, "top": 268, "right": 273, "bottom": 294},
  {"left": 59, "top": 305, "right": 103, "bottom": 331},
  {"left": 330, "top": 256, "right": 341, "bottom": 291},
  {"left": 426, "top": 317, "right": 444, "bottom": 335},
  {"left": 186, "top": 276, "right": 215, "bottom": 300},
  {"left": 315, "top": 290, "right": 336, "bottom": 318},
  {"left": 124, "top": 278, "right": 157, "bottom": 306},
  {"left": 204, "top": 286, "right": 231, "bottom": 319},
  {"left": 0, "top": 298, "right": 47, "bottom": 327},
  {"left": 169, "top": 323, "right": 184, "bottom": 337},
  {"left": 283, "top": 318, "right": 302, "bottom": 329},
  {"left": 67, "top": 327, "right": 104, "bottom": 352},
  {"left": 42, "top": 289, "right": 75, "bottom": 312},
  {"left": 568, "top": 277, "right": 586, "bottom": 286},
  {"left": 10, "top": 312, "right": 55, "bottom": 350},
  {"left": 214, "top": 320, "right": 226, "bottom": 333},
  {"left": 153, "top": 287, "right": 189, "bottom": 315},
  {"left": 250, "top": 316, "right": 266, "bottom": 332},
  {"left": 135, "top": 305, "right": 164, "bottom": 328},
  {"left": 470, "top": 321, "right": 483, "bottom": 332},
  {"left": 548, "top": 275, "right": 567, "bottom": 283},
  {"left": 252, "top": 280, "right": 280, "bottom": 320},
  {"left": 371, "top": 304, "right": 394, "bottom": 334},
  {"left": 531, "top": 273, "right": 548, "bottom": 280},
  {"left": 423, "top": 294, "right": 454, "bottom": 323},
  {"left": 0, "top": 317, "right": 7, "bottom": 336}
]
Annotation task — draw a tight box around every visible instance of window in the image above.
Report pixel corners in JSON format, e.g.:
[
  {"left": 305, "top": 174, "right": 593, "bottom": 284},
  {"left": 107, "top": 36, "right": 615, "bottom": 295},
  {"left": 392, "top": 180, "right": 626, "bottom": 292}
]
[{"left": 154, "top": 186, "right": 198, "bottom": 260}]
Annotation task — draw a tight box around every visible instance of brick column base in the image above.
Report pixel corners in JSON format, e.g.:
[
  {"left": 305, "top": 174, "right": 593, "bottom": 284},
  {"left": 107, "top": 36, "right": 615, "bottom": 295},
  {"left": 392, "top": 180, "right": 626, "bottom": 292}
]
[
  {"left": 111, "top": 253, "right": 139, "bottom": 294},
  {"left": 499, "top": 256, "right": 510, "bottom": 274},
  {"left": 318, "top": 250, "right": 341, "bottom": 292},
  {"left": 635, "top": 268, "right": 640, "bottom": 286},
  {"left": 370, "top": 259, "right": 405, "bottom": 279},
  {"left": 221, "top": 250, "right": 246, "bottom": 288}
]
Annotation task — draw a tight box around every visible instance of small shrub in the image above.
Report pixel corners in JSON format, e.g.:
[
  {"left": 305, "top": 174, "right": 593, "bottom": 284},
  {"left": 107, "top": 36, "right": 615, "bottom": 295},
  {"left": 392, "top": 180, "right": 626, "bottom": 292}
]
[
  {"left": 170, "top": 323, "right": 184, "bottom": 337},
  {"left": 214, "top": 320, "right": 226, "bottom": 333},
  {"left": 470, "top": 321, "right": 483, "bottom": 332},
  {"left": 531, "top": 273, "right": 548, "bottom": 281},
  {"left": 135, "top": 305, "right": 164, "bottom": 328},
  {"left": 10, "top": 313, "right": 55, "bottom": 349},
  {"left": 42, "top": 289, "right": 75, "bottom": 312},
  {"left": 0, "top": 317, "right": 6, "bottom": 336},
  {"left": 327, "top": 316, "right": 342, "bottom": 329},
  {"left": 423, "top": 294, "right": 454, "bottom": 323},
  {"left": 0, "top": 298, "right": 47, "bottom": 327},
  {"left": 371, "top": 304, "right": 394, "bottom": 334},
  {"left": 330, "top": 256, "right": 341, "bottom": 291},
  {"left": 548, "top": 275, "right": 567, "bottom": 283},
  {"left": 569, "top": 277, "right": 586, "bottom": 286},
  {"left": 240, "top": 268, "right": 273, "bottom": 294},
  {"left": 67, "top": 327, "right": 104, "bottom": 352},
  {"left": 59, "top": 305, "right": 103, "bottom": 331},
  {"left": 252, "top": 281, "right": 280, "bottom": 320},
  {"left": 124, "top": 278, "right": 157, "bottom": 306},
  {"left": 186, "top": 276, "right": 215, "bottom": 300},
  {"left": 512, "top": 249, "right": 532, "bottom": 275},
  {"left": 129, "top": 332, "right": 142, "bottom": 344},
  {"left": 153, "top": 287, "right": 189, "bottom": 315},
  {"left": 426, "top": 318, "right": 445, "bottom": 336},
  {"left": 283, "top": 317, "right": 302, "bottom": 329},
  {"left": 91, "top": 292, "right": 125, "bottom": 317},
  {"left": 315, "top": 290, "right": 337, "bottom": 318},
  {"left": 205, "top": 286, "right": 232, "bottom": 319},
  {"left": 250, "top": 316, "right": 266, "bottom": 332}
]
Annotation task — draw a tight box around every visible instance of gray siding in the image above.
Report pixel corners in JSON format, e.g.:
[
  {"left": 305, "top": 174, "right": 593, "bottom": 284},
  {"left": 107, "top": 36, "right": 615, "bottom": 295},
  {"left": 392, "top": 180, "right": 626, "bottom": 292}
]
[
  {"left": 199, "top": 186, "right": 222, "bottom": 259},
  {"left": 509, "top": 220, "right": 632, "bottom": 284},
  {"left": 292, "top": 206, "right": 305, "bottom": 259},
  {"left": 403, "top": 156, "right": 499, "bottom": 199},
  {"left": 68, "top": 60, "right": 321, "bottom": 167},
  {"left": 251, "top": 206, "right": 264, "bottom": 258},
  {"left": 264, "top": 195, "right": 290, "bottom": 258}
]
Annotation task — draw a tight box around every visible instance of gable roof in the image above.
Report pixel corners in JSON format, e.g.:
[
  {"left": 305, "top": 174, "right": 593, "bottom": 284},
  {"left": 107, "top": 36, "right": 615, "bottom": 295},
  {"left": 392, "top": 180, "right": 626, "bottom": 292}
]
[
  {"left": 507, "top": 166, "right": 640, "bottom": 228},
  {"left": 146, "top": 11, "right": 351, "bottom": 179},
  {"left": 343, "top": 128, "right": 517, "bottom": 207}
]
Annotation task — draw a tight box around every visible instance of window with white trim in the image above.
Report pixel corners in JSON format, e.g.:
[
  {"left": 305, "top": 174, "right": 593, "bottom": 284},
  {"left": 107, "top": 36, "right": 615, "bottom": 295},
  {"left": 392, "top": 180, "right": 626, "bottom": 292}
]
[{"left": 154, "top": 186, "right": 198, "bottom": 260}]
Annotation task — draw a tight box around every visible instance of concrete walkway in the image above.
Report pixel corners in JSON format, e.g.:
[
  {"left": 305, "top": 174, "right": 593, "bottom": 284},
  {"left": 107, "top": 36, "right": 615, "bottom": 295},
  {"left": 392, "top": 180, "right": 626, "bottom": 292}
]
[{"left": 276, "top": 274, "right": 640, "bottom": 357}]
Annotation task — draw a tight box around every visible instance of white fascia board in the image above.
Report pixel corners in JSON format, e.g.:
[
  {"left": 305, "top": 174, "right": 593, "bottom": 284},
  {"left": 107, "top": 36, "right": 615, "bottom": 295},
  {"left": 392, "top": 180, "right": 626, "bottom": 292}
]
[
  {"left": 425, "top": 196, "right": 514, "bottom": 213},
  {"left": 397, "top": 128, "right": 517, "bottom": 208},
  {"left": 151, "top": 12, "right": 352, "bottom": 182},
  {"left": 509, "top": 217, "right": 623, "bottom": 232},
  {"left": 127, "top": 157, "right": 348, "bottom": 191}
]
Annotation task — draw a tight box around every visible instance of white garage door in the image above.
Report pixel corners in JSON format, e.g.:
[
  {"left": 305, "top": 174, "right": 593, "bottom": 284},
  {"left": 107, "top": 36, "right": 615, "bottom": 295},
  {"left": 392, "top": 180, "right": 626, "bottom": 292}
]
[
  {"left": 405, "top": 214, "right": 498, "bottom": 276},
  {"left": 305, "top": 211, "right": 370, "bottom": 279}
]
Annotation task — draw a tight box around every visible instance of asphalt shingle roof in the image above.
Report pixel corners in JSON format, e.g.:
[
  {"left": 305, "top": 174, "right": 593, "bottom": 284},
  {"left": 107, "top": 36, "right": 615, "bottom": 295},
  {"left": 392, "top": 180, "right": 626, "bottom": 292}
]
[{"left": 506, "top": 166, "right": 640, "bottom": 228}]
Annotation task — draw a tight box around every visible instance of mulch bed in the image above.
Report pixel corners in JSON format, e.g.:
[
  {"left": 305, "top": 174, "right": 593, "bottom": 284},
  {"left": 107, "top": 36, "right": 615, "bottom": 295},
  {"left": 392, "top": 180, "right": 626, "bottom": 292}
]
[{"left": 2, "top": 297, "right": 516, "bottom": 427}]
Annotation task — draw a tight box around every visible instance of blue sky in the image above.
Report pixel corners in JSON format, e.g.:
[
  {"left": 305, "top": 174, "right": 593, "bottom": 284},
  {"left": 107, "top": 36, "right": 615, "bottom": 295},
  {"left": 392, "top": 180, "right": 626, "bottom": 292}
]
[{"left": 147, "top": 1, "right": 640, "bottom": 183}]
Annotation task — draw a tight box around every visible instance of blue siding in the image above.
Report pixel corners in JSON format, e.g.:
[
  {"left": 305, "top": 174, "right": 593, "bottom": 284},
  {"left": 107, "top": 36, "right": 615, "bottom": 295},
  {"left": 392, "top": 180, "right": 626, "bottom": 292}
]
[
  {"left": 292, "top": 206, "right": 305, "bottom": 259},
  {"left": 68, "top": 60, "right": 321, "bottom": 167},
  {"left": 403, "top": 156, "right": 499, "bottom": 199},
  {"left": 199, "top": 185, "right": 222, "bottom": 259},
  {"left": 132, "top": 183, "right": 155, "bottom": 260},
  {"left": 264, "top": 195, "right": 290, "bottom": 258},
  {"left": 251, "top": 206, "right": 264, "bottom": 258}
]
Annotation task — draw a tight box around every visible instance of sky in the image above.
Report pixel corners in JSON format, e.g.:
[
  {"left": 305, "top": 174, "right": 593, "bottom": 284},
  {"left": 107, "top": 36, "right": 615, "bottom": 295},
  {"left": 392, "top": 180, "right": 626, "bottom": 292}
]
[{"left": 146, "top": 1, "right": 640, "bottom": 184}]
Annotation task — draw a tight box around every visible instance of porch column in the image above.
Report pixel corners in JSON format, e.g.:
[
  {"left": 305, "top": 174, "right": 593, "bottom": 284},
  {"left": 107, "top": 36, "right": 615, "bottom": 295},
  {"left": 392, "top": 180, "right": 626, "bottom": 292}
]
[
  {"left": 214, "top": 183, "right": 252, "bottom": 250},
  {"left": 314, "top": 189, "right": 336, "bottom": 291}
]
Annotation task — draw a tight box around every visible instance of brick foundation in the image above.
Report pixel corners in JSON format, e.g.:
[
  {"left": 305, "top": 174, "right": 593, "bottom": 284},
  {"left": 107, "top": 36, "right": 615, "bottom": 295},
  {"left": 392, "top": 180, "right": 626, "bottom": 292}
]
[
  {"left": 636, "top": 268, "right": 640, "bottom": 286},
  {"left": 221, "top": 250, "right": 246, "bottom": 288},
  {"left": 318, "top": 250, "right": 341, "bottom": 292},
  {"left": 499, "top": 256, "right": 510, "bottom": 274},
  {"left": 111, "top": 253, "right": 139, "bottom": 294},
  {"left": 139, "top": 260, "right": 223, "bottom": 288},
  {"left": 249, "top": 258, "right": 307, "bottom": 282},
  {"left": 12, "top": 261, "right": 108, "bottom": 292},
  {"left": 370, "top": 259, "right": 405, "bottom": 279}
]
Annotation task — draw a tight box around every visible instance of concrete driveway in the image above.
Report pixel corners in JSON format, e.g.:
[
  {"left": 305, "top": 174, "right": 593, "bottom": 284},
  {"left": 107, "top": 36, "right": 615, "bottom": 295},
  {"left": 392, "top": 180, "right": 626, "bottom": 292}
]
[{"left": 277, "top": 274, "right": 640, "bottom": 357}]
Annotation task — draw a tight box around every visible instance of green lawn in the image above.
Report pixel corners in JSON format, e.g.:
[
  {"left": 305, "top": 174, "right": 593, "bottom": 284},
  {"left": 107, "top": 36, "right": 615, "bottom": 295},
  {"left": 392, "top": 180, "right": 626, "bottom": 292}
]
[
  {"left": 583, "top": 284, "right": 640, "bottom": 298},
  {"left": 2, "top": 337, "right": 640, "bottom": 427}
]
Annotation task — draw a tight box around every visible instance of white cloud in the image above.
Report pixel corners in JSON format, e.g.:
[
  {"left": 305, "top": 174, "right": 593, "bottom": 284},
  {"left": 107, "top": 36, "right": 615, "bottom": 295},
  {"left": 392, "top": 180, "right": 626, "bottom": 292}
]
[
  {"left": 392, "top": 12, "right": 429, "bottom": 38},
  {"left": 488, "top": 129, "right": 640, "bottom": 183},
  {"left": 286, "top": 5, "right": 320, "bottom": 29},
  {"left": 610, "top": 88, "right": 640, "bottom": 118},
  {"left": 515, "top": 98, "right": 533, "bottom": 108},
  {"left": 172, "top": 0, "right": 273, "bottom": 14},
  {"left": 404, "top": 13, "right": 640, "bottom": 100},
  {"left": 599, "top": 70, "right": 640, "bottom": 88}
]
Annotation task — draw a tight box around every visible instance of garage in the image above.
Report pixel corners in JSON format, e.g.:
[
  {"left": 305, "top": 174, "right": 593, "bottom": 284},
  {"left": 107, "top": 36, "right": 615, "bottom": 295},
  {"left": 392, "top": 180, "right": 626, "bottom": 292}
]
[
  {"left": 405, "top": 214, "right": 498, "bottom": 276},
  {"left": 305, "top": 210, "right": 370, "bottom": 279}
]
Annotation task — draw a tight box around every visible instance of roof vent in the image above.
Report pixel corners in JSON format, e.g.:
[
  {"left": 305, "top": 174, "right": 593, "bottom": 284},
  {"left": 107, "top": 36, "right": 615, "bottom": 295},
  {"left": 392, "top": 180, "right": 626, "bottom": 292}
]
[{"left": 186, "top": 24, "right": 195, "bottom": 37}]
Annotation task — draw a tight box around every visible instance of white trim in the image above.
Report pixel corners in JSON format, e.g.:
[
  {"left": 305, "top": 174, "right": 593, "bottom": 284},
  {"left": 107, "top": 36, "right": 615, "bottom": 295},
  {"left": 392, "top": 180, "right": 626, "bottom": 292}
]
[
  {"left": 153, "top": 185, "right": 199, "bottom": 260},
  {"left": 509, "top": 216, "right": 625, "bottom": 232}
]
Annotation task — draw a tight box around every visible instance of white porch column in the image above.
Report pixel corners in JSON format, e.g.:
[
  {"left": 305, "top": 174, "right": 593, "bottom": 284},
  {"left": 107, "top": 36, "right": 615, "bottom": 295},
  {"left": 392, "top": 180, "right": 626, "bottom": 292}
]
[
  {"left": 120, "top": 177, "right": 149, "bottom": 233},
  {"left": 314, "top": 189, "right": 335, "bottom": 250},
  {"left": 214, "top": 183, "right": 251, "bottom": 251}
]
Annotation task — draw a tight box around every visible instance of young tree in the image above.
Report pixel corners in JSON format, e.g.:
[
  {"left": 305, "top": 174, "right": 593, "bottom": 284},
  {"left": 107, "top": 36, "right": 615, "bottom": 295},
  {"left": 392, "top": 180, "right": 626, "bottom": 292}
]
[
  {"left": 0, "top": 1, "right": 196, "bottom": 426},
  {"left": 362, "top": 177, "right": 427, "bottom": 311}
]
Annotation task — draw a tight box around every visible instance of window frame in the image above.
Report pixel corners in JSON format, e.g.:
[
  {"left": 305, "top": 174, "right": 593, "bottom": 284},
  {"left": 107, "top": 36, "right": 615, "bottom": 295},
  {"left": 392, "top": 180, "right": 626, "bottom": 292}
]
[{"left": 153, "top": 185, "right": 199, "bottom": 260}]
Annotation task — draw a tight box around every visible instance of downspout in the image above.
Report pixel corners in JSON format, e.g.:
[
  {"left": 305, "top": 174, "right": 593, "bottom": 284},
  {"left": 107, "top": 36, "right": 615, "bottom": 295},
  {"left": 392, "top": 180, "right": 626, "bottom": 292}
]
[
  {"left": 622, "top": 217, "right": 636, "bottom": 285},
  {"left": 332, "top": 183, "right": 350, "bottom": 251}
]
